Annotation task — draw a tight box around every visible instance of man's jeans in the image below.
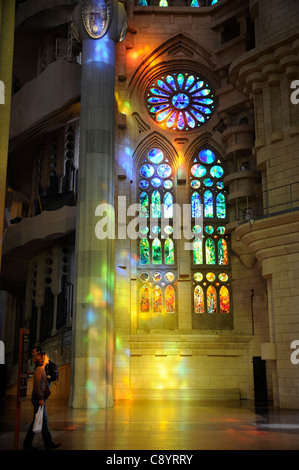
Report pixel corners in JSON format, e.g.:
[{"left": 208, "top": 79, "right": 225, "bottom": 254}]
[{"left": 23, "top": 395, "right": 52, "bottom": 448}]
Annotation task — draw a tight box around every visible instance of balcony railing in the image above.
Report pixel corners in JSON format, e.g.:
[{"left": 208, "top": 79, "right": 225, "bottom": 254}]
[{"left": 237, "top": 182, "right": 299, "bottom": 224}]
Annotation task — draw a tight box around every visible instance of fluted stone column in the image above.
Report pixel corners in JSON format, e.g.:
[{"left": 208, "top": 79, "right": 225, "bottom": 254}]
[{"left": 70, "top": 0, "right": 127, "bottom": 409}]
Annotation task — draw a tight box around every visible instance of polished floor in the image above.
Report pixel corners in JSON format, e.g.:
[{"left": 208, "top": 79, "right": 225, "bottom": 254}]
[{"left": 1, "top": 396, "right": 299, "bottom": 452}]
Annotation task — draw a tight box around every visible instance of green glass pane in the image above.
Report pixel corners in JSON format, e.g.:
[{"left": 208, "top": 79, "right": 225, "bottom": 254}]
[
  {"left": 205, "top": 238, "right": 216, "bottom": 264},
  {"left": 140, "top": 191, "right": 149, "bottom": 217},
  {"left": 152, "top": 238, "right": 162, "bottom": 264},
  {"left": 205, "top": 225, "right": 214, "bottom": 234},
  {"left": 152, "top": 190, "right": 161, "bottom": 218},
  {"left": 140, "top": 239, "right": 149, "bottom": 265},
  {"left": 165, "top": 238, "right": 174, "bottom": 264},
  {"left": 193, "top": 238, "right": 203, "bottom": 264}
]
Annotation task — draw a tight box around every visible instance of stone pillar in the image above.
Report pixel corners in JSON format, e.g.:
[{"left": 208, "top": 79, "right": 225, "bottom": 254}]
[{"left": 70, "top": 0, "right": 127, "bottom": 409}]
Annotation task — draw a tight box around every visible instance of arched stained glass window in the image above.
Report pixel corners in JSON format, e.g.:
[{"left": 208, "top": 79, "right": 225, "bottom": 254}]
[
  {"left": 190, "top": 149, "right": 231, "bottom": 318},
  {"left": 207, "top": 285, "right": 217, "bottom": 313},
  {"left": 140, "top": 285, "right": 150, "bottom": 312},
  {"left": 193, "top": 238, "right": 203, "bottom": 265},
  {"left": 220, "top": 285, "right": 230, "bottom": 313},
  {"left": 140, "top": 239, "right": 150, "bottom": 264},
  {"left": 218, "top": 239, "right": 228, "bottom": 265},
  {"left": 204, "top": 190, "right": 213, "bottom": 218},
  {"left": 152, "top": 238, "right": 162, "bottom": 264},
  {"left": 153, "top": 285, "right": 162, "bottom": 312},
  {"left": 152, "top": 190, "right": 161, "bottom": 218},
  {"left": 164, "top": 192, "right": 173, "bottom": 218},
  {"left": 192, "top": 192, "right": 201, "bottom": 218},
  {"left": 216, "top": 193, "right": 226, "bottom": 219},
  {"left": 165, "top": 238, "right": 174, "bottom": 264},
  {"left": 146, "top": 72, "right": 215, "bottom": 131},
  {"left": 138, "top": 148, "right": 176, "bottom": 321},
  {"left": 205, "top": 238, "right": 215, "bottom": 265},
  {"left": 194, "top": 285, "right": 204, "bottom": 313},
  {"left": 166, "top": 285, "right": 175, "bottom": 313}
]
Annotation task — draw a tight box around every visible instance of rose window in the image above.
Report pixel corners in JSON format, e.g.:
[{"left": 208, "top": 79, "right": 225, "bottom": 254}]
[{"left": 146, "top": 72, "right": 215, "bottom": 131}]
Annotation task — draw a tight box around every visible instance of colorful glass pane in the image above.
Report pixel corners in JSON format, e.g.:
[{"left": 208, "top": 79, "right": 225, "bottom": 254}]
[
  {"left": 151, "top": 177, "right": 162, "bottom": 188},
  {"left": 191, "top": 180, "right": 201, "bottom": 189},
  {"left": 140, "top": 285, "right": 150, "bottom": 312},
  {"left": 218, "top": 239, "right": 228, "bottom": 265},
  {"left": 157, "top": 164, "right": 172, "bottom": 178},
  {"left": 205, "top": 225, "right": 214, "bottom": 234},
  {"left": 192, "top": 192, "right": 201, "bottom": 218},
  {"left": 205, "top": 238, "right": 216, "bottom": 264},
  {"left": 140, "top": 163, "right": 154, "bottom": 178},
  {"left": 165, "top": 238, "right": 174, "bottom": 264},
  {"left": 193, "top": 238, "right": 203, "bottom": 264},
  {"left": 199, "top": 149, "right": 216, "bottom": 164},
  {"left": 140, "top": 225, "right": 149, "bottom": 235},
  {"left": 207, "top": 285, "right": 217, "bottom": 313},
  {"left": 152, "top": 225, "right": 161, "bottom": 235},
  {"left": 164, "top": 225, "right": 173, "bottom": 235},
  {"left": 220, "top": 286, "right": 230, "bottom": 313},
  {"left": 140, "top": 272, "right": 149, "bottom": 281},
  {"left": 216, "top": 193, "right": 226, "bottom": 219},
  {"left": 217, "top": 226, "right": 226, "bottom": 235},
  {"left": 204, "top": 191, "right": 213, "bottom": 218},
  {"left": 139, "top": 0, "right": 148, "bottom": 5},
  {"left": 140, "top": 191, "right": 149, "bottom": 217},
  {"left": 191, "top": 0, "right": 199, "bottom": 6},
  {"left": 206, "top": 272, "right": 216, "bottom": 282},
  {"left": 210, "top": 165, "right": 224, "bottom": 178},
  {"left": 194, "top": 272, "right": 203, "bottom": 282},
  {"left": 192, "top": 225, "right": 202, "bottom": 234},
  {"left": 194, "top": 285, "right": 204, "bottom": 313},
  {"left": 153, "top": 272, "right": 162, "bottom": 282},
  {"left": 216, "top": 181, "right": 224, "bottom": 190},
  {"left": 164, "top": 192, "right": 173, "bottom": 218},
  {"left": 140, "top": 239, "right": 149, "bottom": 264},
  {"left": 191, "top": 164, "right": 206, "bottom": 178},
  {"left": 166, "top": 285, "right": 175, "bottom": 313},
  {"left": 164, "top": 179, "right": 173, "bottom": 189},
  {"left": 139, "top": 179, "right": 149, "bottom": 189},
  {"left": 165, "top": 272, "right": 175, "bottom": 282},
  {"left": 146, "top": 72, "right": 214, "bottom": 130},
  {"left": 203, "top": 178, "right": 213, "bottom": 187},
  {"left": 148, "top": 148, "right": 164, "bottom": 164},
  {"left": 219, "top": 273, "right": 228, "bottom": 282},
  {"left": 152, "top": 190, "right": 161, "bottom": 218},
  {"left": 153, "top": 285, "right": 162, "bottom": 312},
  {"left": 152, "top": 238, "right": 162, "bottom": 264}
]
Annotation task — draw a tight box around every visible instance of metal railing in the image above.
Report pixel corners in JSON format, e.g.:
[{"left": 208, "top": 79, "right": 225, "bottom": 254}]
[{"left": 237, "top": 182, "right": 299, "bottom": 224}]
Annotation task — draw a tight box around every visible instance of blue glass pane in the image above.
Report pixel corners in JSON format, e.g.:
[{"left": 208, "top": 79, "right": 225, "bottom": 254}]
[
  {"left": 158, "top": 164, "right": 172, "bottom": 178},
  {"left": 164, "top": 179, "right": 173, "bottom": 189},
  {"left": 150, "top": 88, "right": 169, "bottom": 97},
  {"left": 203, "top": 178, "right": 213, "bottom": 187},
  {"left": 150, "top": 104, "right": 169, "bottom": 113},
  {"left": 216, "top": 181, "right": 224, "bottom": 190},
  {"left": 140, "top": 164, "right": 154, "bottom": 178},
  {"left": 172, "top": 93, "right": 189, "bottom": 109},
  {"left": 185, "top": 111, "right": 196, "bottom": 128},
  {"left": 157, "top": 109, "right": 171, "bottom": 122},
  {"left": 166, "top": 75, "right": 176, "bottom": 89},
  {"left": 151, "top": 177, "right": 162, "bottom": 188},
  {"left": 190, "top": 180, "right": 200, "bottom": 189},
  {"left": 139, "top": 0, "right": 148, "bottom": 5},
  {"left": 191, "top": 0, "right": 199, "bottom": 5},
  {"left": 192, "top": 192, "right": 201, "bottom": 218},
  {"left": 189, "top": 81, "right": 204, "bottom": 93},
  {"left": 177, "top": 112, "right": 185, "bottom": 130},
  {"left": 199, "top": 149, "right": 216, "bottom": 164},
  {"left": 185, "top": 75, "right": 195, "bottom": 89},
  {"left": 177, "top": 74, "right": 185, "bottom": 89},
  {"left": 216, "top": 193, "right": 226, "bottom": 219},
  {"left": 204, "top": 190, "right": 213, "bottom": 218},
  {"left": 166, "top": 111, "right": 176, "bottom": 128},
  {"left": 148, "top": 148, "right": 164, "bottom": 164},
  {"left": 157, "top": 80, "right": 172, "bottom": 93},
  {"left": 191, "top": 164, "right": 206, "bottom": 177},
  {"left": 139, "top": 179, "right": 149, "bottom": 189},
  {"left": 164, "top": 192, "right": 173, "bottom": 218}
]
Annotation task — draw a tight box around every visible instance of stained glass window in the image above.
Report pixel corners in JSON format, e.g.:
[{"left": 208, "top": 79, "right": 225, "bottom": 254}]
[
  {"left": 146, "top": 72, "right": 214, "bottom": 131},
  {"left": 190, "top": 148, "right": 231, "bottom": 316},
  {"left": 138, "top": 148, "right": 176, "bottom": 318}
]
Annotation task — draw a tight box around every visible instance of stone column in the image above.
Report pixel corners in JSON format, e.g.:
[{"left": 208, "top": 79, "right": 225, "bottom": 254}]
[{"left": 70, "top": 0, "right": 127, "bottom": 409}]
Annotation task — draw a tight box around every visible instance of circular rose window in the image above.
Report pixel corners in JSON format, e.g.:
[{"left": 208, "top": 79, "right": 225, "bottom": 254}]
[{"left": 146, "top": 72, "right": 215, "bottom": 131}]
